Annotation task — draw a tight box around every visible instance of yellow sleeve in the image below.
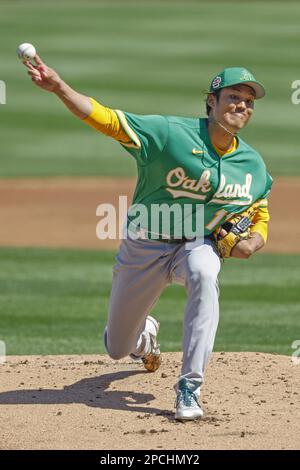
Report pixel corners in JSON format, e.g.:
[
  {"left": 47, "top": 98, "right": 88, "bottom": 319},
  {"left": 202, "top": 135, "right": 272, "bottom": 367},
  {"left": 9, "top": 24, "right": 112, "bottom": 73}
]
[
  {"left": 82, "top": 97, "right": 131, "bottom": 144},
  {"left": 250, "top": 203, "right": 270, "bottom": 243}
]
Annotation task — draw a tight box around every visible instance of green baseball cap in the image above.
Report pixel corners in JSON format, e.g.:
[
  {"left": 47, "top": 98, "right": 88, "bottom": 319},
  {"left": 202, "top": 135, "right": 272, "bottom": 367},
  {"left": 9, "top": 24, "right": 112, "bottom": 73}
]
[{"left": 209, "top": 67, "right": 265, "bottom": 99}]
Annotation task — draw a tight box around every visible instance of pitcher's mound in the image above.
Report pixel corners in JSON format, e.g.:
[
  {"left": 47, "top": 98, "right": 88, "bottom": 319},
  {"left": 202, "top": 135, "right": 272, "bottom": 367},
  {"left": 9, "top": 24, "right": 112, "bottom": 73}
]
[{"left": 0, "top": 352, "right": 299, "bottom": 450}]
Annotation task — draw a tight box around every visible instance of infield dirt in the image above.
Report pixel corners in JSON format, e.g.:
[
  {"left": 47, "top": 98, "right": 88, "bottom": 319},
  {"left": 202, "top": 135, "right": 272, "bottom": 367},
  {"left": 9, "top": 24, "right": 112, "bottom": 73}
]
[{"left": 0, "top": 352, "right": 299, "bottom": 450}]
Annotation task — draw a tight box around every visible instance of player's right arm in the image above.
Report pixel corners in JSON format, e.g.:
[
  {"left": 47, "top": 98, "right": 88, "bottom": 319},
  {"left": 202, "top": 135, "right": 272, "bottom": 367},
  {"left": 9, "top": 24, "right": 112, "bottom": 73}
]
[
  {"left": 23, "top": 54, "right": 131, "bottom": 143},
  {"left": 23, "top": 55, "right": 169, "bottom": 160},
  {"left": 23, "top": 55, "right": 92, "bottom": 118}
]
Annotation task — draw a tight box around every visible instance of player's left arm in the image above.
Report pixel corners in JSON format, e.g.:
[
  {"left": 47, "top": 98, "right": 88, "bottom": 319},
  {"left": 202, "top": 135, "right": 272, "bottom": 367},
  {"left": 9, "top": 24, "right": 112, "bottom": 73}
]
[{"left": 231, "top": 203, "right": 270, "bottom": 259}]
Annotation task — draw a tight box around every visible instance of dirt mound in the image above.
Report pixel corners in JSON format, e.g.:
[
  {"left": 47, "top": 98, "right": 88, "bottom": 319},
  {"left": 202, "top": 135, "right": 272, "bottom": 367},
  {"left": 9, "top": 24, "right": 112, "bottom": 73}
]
[{"left": 0, "top": 352, "right": 299, "bottom": 450}]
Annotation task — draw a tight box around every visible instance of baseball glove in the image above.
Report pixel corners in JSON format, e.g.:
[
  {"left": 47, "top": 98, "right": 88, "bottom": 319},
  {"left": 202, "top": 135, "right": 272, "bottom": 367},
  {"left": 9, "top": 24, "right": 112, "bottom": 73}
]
[{"left": 212, "top": 200, "right": 261, "bottom": 258}]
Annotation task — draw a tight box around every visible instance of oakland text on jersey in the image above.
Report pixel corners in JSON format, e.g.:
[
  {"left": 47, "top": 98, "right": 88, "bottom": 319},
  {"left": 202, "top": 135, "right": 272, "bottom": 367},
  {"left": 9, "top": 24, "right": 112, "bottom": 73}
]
[{"left": 166, "top": 167, "right": 254, "bottom": 205}]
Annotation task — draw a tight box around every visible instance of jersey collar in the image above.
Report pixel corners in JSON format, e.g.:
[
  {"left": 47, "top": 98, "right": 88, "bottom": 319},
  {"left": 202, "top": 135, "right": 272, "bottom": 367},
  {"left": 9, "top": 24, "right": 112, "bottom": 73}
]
[{"left": 200, "top": 118, "right": 240, "bottom": 159}]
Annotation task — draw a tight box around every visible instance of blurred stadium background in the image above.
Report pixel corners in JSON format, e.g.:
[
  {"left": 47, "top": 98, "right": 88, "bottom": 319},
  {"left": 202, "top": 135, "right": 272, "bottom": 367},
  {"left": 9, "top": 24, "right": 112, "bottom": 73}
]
[{"left": 0, "top": 0, "right": 299, "bottom": 356}]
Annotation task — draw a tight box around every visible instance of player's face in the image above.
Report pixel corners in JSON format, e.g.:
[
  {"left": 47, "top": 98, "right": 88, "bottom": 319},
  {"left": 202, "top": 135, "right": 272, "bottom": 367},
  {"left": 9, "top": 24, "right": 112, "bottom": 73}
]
[{"left": 212, "top": 85, "right": 255, "bottom": 131}]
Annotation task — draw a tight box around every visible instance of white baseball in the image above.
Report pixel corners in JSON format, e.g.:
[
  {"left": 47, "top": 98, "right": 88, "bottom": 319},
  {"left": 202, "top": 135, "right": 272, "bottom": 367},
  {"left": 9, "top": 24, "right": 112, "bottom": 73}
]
[{"left": 17, "top": 43, "right": 36, "bottom": 60}]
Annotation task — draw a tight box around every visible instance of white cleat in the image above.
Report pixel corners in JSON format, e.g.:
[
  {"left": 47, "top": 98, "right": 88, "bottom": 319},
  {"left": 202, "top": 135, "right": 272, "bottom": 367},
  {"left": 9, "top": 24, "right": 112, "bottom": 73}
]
[
  {"left": 175, "top": 378, "right": 204, "bottom": 421},
  {"left": 141, "top": 315, "right": 161, "bottom": 373},
  {"left": 129, "top": 315, "right": 161, "bottom": 372}
]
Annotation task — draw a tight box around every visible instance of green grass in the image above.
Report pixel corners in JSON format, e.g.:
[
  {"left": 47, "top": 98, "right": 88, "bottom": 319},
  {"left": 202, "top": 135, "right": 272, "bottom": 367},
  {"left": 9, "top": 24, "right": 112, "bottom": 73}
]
[
  {"left": 1, "top": 0, "right": 300, "bottom": 177},
  {"left": 0, "top": 246, "right": 299, "bottom": 356}
]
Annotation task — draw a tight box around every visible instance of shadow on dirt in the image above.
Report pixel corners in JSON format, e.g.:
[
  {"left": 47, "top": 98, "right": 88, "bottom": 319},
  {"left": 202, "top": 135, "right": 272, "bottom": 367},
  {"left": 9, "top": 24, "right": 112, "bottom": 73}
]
[{"left": 0, "top": 370, "right": 172, "bottom": 416}]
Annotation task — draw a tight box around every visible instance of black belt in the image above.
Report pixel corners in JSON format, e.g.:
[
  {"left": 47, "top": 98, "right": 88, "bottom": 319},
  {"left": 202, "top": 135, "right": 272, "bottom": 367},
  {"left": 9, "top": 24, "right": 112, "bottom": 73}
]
[
  {"left": 155, "top": 236, "right": 196, "bottom": 244},
  {"left": 158, "top": 235, "right": 215, "bottom": 244}
]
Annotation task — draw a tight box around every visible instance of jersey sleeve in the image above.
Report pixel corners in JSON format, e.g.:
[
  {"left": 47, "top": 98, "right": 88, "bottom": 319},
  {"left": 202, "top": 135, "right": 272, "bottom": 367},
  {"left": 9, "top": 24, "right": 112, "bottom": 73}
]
[
  {"left": 250, "top": 170, "right": 272, "bottom": 243},
  {"left": 82, "top": 98, "right": 131, "bottom": 144},
  {"left": 250, "top": 205, "right": 270, "bottom": 242},
  {"left": 114, "top": 110, "right": 169, "bottom": 165}
]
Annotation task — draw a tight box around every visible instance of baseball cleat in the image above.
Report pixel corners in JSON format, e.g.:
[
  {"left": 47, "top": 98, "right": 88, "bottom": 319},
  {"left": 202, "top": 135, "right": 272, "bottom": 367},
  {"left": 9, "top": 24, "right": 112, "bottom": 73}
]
[
  {"left": 141, "top": 315, "right": 161, "bottom": 373},
  {"left": 175, "top": 378, "right": 204, "bottom": 421}
]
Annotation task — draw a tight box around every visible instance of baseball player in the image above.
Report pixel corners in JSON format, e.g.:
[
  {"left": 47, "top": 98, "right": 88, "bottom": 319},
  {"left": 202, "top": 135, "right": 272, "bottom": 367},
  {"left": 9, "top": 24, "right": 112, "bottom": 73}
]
[{"left": 23, "top": 56, "right": 272, "bottom": 421}]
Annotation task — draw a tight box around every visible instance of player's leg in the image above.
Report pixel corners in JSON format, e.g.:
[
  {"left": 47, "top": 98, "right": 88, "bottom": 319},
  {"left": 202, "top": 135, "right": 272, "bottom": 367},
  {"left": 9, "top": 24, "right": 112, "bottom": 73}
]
[
  {"left": 104, "top": 238, "right": 168, "bottom": 363},
  {"left": 171, "top": 238, "right": 221, "bottom": 419}
]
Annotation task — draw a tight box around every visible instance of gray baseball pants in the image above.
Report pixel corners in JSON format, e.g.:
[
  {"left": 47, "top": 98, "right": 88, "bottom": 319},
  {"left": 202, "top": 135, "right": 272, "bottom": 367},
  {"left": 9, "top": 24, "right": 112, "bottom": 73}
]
[{"left": 104, "top": 236, "right": 221, "bottom": 386}]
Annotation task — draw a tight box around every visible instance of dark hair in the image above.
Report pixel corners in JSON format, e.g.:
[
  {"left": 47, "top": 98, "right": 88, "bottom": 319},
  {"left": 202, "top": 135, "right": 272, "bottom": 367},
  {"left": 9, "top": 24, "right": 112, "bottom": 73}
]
[{"left": 205, "top": 89, "right": 221, "bottom": 116}]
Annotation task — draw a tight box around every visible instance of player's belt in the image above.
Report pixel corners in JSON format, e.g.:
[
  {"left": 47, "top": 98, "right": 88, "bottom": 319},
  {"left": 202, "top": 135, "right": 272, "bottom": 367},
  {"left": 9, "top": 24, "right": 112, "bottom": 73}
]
[
  {"left": 155, "top": 235, "right": 196, "bottom": 244},
  {"left": 127, "top": 222, "right": 196, "bottom": 243}
]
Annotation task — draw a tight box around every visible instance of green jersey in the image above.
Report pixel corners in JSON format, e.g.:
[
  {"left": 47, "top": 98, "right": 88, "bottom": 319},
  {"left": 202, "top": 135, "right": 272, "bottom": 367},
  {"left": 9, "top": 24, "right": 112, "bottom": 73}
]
[{"left": 115, "top": 110, "right": 273, "bottom": 239}]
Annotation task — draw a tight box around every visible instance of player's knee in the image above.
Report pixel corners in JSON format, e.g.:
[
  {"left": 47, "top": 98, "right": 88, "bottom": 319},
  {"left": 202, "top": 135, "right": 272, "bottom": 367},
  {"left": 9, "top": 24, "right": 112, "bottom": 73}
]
[
  {"left": 103, "top": 327, "right": 129, "bottom": 360},
  {"left": 105, "top": 342, "right": 128, "bottom": 360},
  {"left": 187, "top": 267, "right": 218, "bottom": 288},
  {"left": 107, "top": 349, "right": 127, "bottom": 360}
]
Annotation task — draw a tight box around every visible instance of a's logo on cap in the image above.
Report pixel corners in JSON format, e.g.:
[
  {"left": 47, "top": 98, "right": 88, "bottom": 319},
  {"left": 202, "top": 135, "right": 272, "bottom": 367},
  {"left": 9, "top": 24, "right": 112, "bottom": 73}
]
[
  {"left": 240, "top": 70, "right": 253, "bottom": 81},
  {"left": 212, "top": 76, "right": 222, "bottom": 89}
]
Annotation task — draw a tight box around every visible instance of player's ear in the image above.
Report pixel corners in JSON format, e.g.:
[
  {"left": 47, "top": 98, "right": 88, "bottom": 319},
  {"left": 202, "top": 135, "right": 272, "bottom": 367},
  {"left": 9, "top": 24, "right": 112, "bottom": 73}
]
[{"left": 207, "top": 93, "right": 216, "bottom": 110}]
